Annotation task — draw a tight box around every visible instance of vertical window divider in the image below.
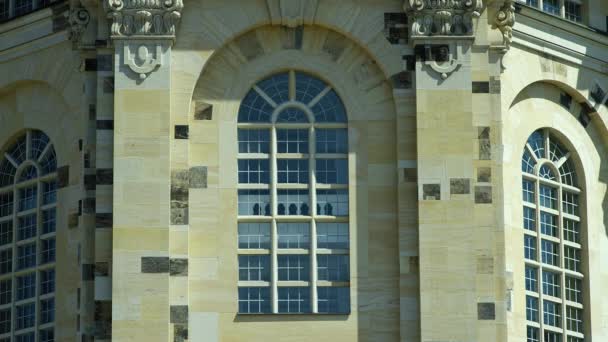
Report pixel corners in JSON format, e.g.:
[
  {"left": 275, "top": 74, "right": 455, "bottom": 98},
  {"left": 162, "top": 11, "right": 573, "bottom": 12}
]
[
  {"left": 309, "top": 124, "right": 318, "bottom": 314},
  {"left": 534, "top": 174, "right": 545, "bottom": 333},
  {"left": 270, "top": 126, "right": 278, "bottom": 314}
]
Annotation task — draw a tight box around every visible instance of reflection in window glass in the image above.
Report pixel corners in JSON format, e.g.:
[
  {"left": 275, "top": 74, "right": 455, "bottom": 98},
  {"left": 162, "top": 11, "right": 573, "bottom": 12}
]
[
  {"left": 278, "top": 255, "right": 309, "bottom": 281},
  {"left": 317, "top": 255, "right": 349, "bottom": 281},
  {"left": 277, "top": 190, "right": 309, "bottom": 216},
  {"left": 278, "top": 287, "right": 311, "bottom": 313},
  {"left": 315, "top": 159, "right": 348, "bottom": 184},
  {"left": 238, "top": 190, "right": 270, "bottom": 216},
  {"left": 277, "top": 129, "right": 308, "bottom": 153},
  {"left": 316, "top": 129, "right": 347, "bottom": 154},
  {"left": 238, "top": 223, "right": 270, "bottom": 249},
  {"left": 317, "top": 223, "right": 349, "bottom": 249},
  {"left": 238, "top": 287, "right": 271, "bottom": 314},
  {"left": 238, "top": 129, "right": 270, "bottom": 154},
  {"left": 317, "top": 190, "right": 348, "bottom": 216},
  {"left": 317, "top": 287, "right": 350, "bottom": 314},
  {"left": 277, "top": 223, "right": 310, "bottom": 249}
]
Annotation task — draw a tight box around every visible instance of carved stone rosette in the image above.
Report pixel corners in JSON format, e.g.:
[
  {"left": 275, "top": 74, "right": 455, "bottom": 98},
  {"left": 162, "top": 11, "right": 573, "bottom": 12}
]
[
  {"left": 403, "top": 0, "right": 483, "bottom": 38},
  {"left": 493, "top": 0, "right": 515, "bottom": 52},
  {"left": 103, "top": 0, "right": 184, "bottom": 38}
]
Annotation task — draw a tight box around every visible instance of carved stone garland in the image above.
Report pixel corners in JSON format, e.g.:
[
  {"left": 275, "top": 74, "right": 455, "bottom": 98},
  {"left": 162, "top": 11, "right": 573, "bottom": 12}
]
[
  {"left": 104, "top": 0, "right": 184, "bottom": 80},
  {"left": 404, "top": 0, "right": 483, "bottom": 37}
]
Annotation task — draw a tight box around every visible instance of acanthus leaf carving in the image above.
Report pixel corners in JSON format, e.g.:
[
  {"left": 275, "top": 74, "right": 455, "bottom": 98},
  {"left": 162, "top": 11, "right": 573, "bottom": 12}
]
[
  {"left": 404, "top": 0, "right": 483, "bottom": 38},
  {"left": 68, "top": 7, "right": 90, "bottom": 46},
  {"left": 103, "top": 0, "right": 184, "bottom": 38}
]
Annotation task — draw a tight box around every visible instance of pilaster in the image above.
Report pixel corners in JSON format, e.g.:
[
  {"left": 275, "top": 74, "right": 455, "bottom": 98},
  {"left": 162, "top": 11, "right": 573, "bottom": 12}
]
[{"left": 104, "top": 1, "right": 183, "bottom": 341}]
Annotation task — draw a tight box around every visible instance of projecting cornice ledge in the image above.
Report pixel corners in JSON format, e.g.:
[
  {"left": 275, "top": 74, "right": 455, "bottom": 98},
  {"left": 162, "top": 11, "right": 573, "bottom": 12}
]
[{"left": 103, "top": 0, "right": 184, "bottom": 40}]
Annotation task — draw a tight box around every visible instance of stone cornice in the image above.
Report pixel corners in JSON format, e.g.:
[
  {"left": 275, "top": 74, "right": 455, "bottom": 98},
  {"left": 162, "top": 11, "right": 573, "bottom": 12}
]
[
  {"left": 403, "top": 0, "right": 483, "bottom": 38},
  {"left": 103, "top": 0, "right": 183, "bottom": 39}
]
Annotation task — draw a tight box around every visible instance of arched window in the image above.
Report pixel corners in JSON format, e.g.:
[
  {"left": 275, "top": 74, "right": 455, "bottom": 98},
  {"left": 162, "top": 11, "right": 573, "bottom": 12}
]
[
  {"left": 236, "top": 71, "right": 350, "bottom": 314},
  {"left": 522, "top": 129, "right": 585, "bottom": 342},
  {"left": 0, "top": 130, "right": 57, "bottom": 341}
]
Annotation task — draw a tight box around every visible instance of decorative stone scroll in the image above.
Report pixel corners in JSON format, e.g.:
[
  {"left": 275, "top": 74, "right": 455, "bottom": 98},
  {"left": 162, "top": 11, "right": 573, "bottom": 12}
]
[
  {"left": 103, "top": 0, "right": 184, "bottom": 38},
  {"left": 403, "top": 0, "right": 483, "bottom": 38},
  {"left": 493, "top": 0, "right": 515, "bottom": 52},
  {"left": 68, "top": 7, "right": 90, "bottom": 45}
]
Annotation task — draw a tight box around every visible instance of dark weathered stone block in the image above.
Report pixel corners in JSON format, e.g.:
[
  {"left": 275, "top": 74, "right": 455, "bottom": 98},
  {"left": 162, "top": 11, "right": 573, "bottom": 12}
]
[
  {"left": 390, "top": 71, "right": 411, "bottom": 89},
  {"left": 560, "top": 92, "right": 572, "bottom": 110},
  {"left": 174, "top": 324, "right": 188, "bottom": 342},
  {"left": 450, "top": 178, "right": 470, "bottom": 195},
  {"left": 96, "top": 120, "right": 114, "bottom": 130},
  {"left": 96, "top": 169, "right": 113, "bottom": 185},
  {"left": 97, "top": 55, "right": 112, "bottom": 72},
  {"left": 475, "top": 186, "right": 492, "bottom": 204},
  {"left": 477, "top": 167, "right": 492, "bottom": 183},
  {"left": 170, "top": 305, "right": 188, "bottom": 324},
  {"left": 478, "top": 302, "right": 496, "bottom": 320},
  {"left": 95, "top": 213, "right": 112, "bottom": 228},
  {"left": 281, "top": 26, "right": 303, "bottom": 50},
  {"left": 489, "top": 76, "right": 501, "bottom": 94},
  {"left": 89, "top": 104, "right": 96, "bottom": 120},
  {"left": 403, "top": 168, "right": 417, "bottom": 183},
  {"left": 194, "top": 102, "right": 213, "bottom": 120},
  {"left": 171, "top": 206, "right": 188, "bottom": 225},
  {"left": 94, "top": 301, "right": 112, "bottom": 339},
  {"left": 83, "top": 198, "right": 96, "bottom": 214},
  {"left": 384, "top": 13, "right": 408, "bottom": 44},
  {"left": 82, "top": 264, "right": 95, "bottom": 281},
  {"left": 422, "top": 184, "right": 440, "bottom": 200},
  {"left": 141, "top": 257, "right": 169, "bottom": 273},
  {"left": 57, "top": 165, "right": 69, "bottom": 188},
  {"left": 170, "top": 258, "right": 188, "bottom": 276},
  {"left": 590, "top": 83, "right": 606, "bottom": 104},
  {"left": 171, "top": 170, "right": 190, "bottom": 201},
  {"left": 479, "top": 139, "right": 491, "bottom": 160},
  {"left": 175, "top": 125, "right": 189, "bottom": 139},
  {"left": 189, "top": 166, "right": 207, "bottom": 189},
  {"left": 478, "top": 127, "right": 490, "bottom": 139},
  {"left": 103, "top": 77, "right": 114, "bottom": 93},
  {"left": 472, "top": 81, "right": 490, "bottom": 93},
  {"left": 68, "top": 213, "right": 79, "bottom": 228},
  {"left": 95, "top": 262, "right": 109, "bottom": 277},
  {"left": 84, "top": 174, "right": 96, "bottom": 190}
]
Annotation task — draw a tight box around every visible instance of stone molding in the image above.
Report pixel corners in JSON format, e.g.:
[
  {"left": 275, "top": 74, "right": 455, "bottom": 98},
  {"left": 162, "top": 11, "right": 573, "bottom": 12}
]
[
  {"left": 403, "top": 0, "right": 483, "bottom": 38},
  {"left": 103, "top": 0, "right": 184, "bottom": 39}
]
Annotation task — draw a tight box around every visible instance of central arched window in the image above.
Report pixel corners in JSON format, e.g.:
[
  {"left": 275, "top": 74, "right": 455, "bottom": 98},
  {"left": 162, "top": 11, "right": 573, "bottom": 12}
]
[
  {"left": 0, "top": 130, "right": 57, "bottom": 342},
  {"left": 521, "top": 129, "right": 585, "bottom": 342},
  {"left": 236, "top": 71, "right": 350, "bottom": 314}
]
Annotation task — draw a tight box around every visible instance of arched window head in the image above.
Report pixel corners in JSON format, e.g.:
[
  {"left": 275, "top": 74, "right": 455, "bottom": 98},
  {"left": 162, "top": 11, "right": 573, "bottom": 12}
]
[
  {"left": 521, "top": 128, "right": 585, "bottom": 342},
  {"left": 0, "top": 130, "right": 57, "bottom": 340},
  {"left": 236, "top": 71, "right": 350, "bottom": 315},
  {"left": 238, "top": 71, "right": 347, "bottom": 124}
]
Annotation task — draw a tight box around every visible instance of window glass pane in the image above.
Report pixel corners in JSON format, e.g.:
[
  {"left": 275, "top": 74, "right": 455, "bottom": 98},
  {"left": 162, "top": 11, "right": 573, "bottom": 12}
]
[
  {"left": 563, "top": 218, "right": 580, "bottom": 243},
  {"left": 238, "top": 129, "right": 270, "bottom": 154},
  {"left": 311, "top": 89, "right": 347, "bottom": 123},
  {"left": 278, "top": 255, "right": 309, "bottom": 281},
  {"left": 543, "top": 0, "right": 560, "bottom": 15},
  {"left": 566, "top": 306, "right": 583, "bottom": 333},
  {"left": 316, "top": 190, "right": 348, "bottom": 216},
  {"left": 15, "top": 302, "right": 35, "bottom": 330},
  {"left": 539, "top": 185, "right": 557, "bottom": 209},
  {"left": 277, "top": 190, "right": 309, "bottom": 216},
  {"left": 317, "top": 255, "right": 349, "bottom": 281},
  {"left": 524, "top": 235, "right": 536, "bottom": 261},
  {"left": 542, "top": 270, "right": 561, "bottom": 297},
  {"left": 316, "top": 129, "right": 348, "bottom": 154},
  {"left": 17, "top": 243, "right": 36, "bottom": 270},
  {"left": 238, "top": 255, "right": 270, "bottom": 281},
  {"left": 540, "top": 212, "right": 557, "bottom": 237},
  {"left": 278, "top": 287, "right": 311, "bottom": 313},
  {"left": 539, "top": 164, "right": 556, "bottom": 181},
  {"left": 238, "top": 287, "right": 271, "bottom": 314},
  {"left": 8, "top": 136, "right": 27, "bottom": 165},
  {"left": 316, "top": 223, "right": 349, "bottom": 249},
  {"left": 564, "top": 246, "right": 581, "bottom": 273},
  {"left": 41, "top": 238, "right": 55, "bottom": 264},
  {"left": 39, "top": 148, "right": 56, "bottom": 175},
  {"left": 18, "top": 165, "right": 37, "bottom": 182},
  {"left": 42, "top": 209, "right": 56, "bottom": 234},
  {"left": 543, "top": 300, "right": 561, "bottom": 327},
  {"left": 18, "top": 214, "right": 36, "bottom": 241},
  {"left": 522, "top": 180, "right": 535, "bottom": 203},
  {"left": 548, "top": 139, "right": 566, "bottom": 162},
  {"left": 526, "top": 295, "right": 538, "bottom": 322},
  {"left": 238, "top": 223, "right": 270, "bottom": 249},
  {"left": 42, "top": 181, "right": 57, "bottom": 205},
  {"left": 565, "top": 276, "right": 582, "bottom": 304},
  {"left": 40, "top": 298, "right": 55, "bottom": 324},
  {"left": 16, "top": 273, "right": 35, "bottom": 300},
  {"left": 276, "top": 108, "right": 309, "bottom": 123},
  {"left": 15, "top": 333, "right": 35, "bottom": 342},
  {"left": 238, "top": 159, "right": 270, "bottom": 184},
  {"left": 30, "top": 131, "right": 50, "bottom": 161},
  {"left": 526, "top": 326, "right": 539, "bottom": 342},
  {"left": 0, "top": 279, "right": 11, "bottom": 305},
  {"left": 0, "top": 193, "right": 13, "bottom": 217},
  {"left": 541, "top": 239, "right": 559, "bottom": 266},
  {"left": 277, "top": 223, "right": 310, "bottom": 249},
  {"left": 0, "top": 249, "right": 11, "bottom": 274},
  {"left": 0, "top": 308, "right": 9, "bottom": 334},
  {"left": 525, "top": 266, "right": 537, "bottom": 292},
  {"left": 40, "top": 269, "right": 55, "bottom": 295},
  {"left": 523, "top": 207, "right": 536, "bottom": 231},
  {"left": 238, "top": 190, "right": 270, "bottom": 216},
  {"left": 562, "top": 192, "right": 579, "bottom": 216},
  {"left": 0, "top": 220, "right": 12, "bottom": 246},
  {"left": 277, "top": 159, "right": 308, "bottom": 184},
  {"left": 238, "top": 90, "right": 274, "bottom": 123},
  {"left": 525, "top": 0, "right": 538, "bottom": 7},
  {"left": 295, "top": 72, "right": 326, "bottom": 104},
  {"left": 14, "top": 0, "right": 33, "bottom": 16},
  {"left": 317, "top": 287, "right": 350, "bottom": 314},
  {"left": 257, "top": 73, "right": 289, "bottom": 105},
  {"left": 39, "top": 329, "right": 54, "bottom": 342},
  {"left": 18, "top": 186, "right": 37, "bottom": 212},
  {"left": 0, "top": 160, "right": 16, "bottom": 188},
  {"left": 527, "top": 130, "right": 545, "bottom": 159},
  {"left": 559, "top": 159, "right": 577, "bottom": 187},
  {"left": 277, "top": 129, "right": 308, "bottom": 153},
  {"left": 0, "top": 0, "right": 8, "bottom": 21},
  {"left": 544, "top": 331, "right": 562, "bottom": 342},
  {"left": 522, "top": 150, "right": 536, "bottom": 174},
  {"left": 315, "top": 159, "right": 347, "bottom": 184}
]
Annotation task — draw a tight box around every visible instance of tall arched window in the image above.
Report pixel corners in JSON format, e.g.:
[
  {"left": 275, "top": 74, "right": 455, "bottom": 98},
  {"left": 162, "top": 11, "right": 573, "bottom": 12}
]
[
  {"left": 236, "top": 71, "right": 350, "bottom": 314},
  {"left": 0, "top": 130, "right": 56, "bottom": 342},
  {"left": 522, "top": 129, "right": 585, "bottom": 342}
]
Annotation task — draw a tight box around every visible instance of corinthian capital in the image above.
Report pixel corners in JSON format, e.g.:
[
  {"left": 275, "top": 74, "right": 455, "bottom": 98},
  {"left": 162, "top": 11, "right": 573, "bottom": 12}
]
[
  {"left": 403, "top": 0, "right": 483, "bottom": 38},
  {"left": 104, "top": 0, "right": 184, "bottom": 39}
]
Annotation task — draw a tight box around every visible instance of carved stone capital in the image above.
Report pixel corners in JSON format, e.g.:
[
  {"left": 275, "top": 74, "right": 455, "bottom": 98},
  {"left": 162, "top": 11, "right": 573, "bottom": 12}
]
[
  {"left": 492, "top": 0, "right": 515, "bottom": 52},
  {"left": 103, "top": 0, "right": 184, "bottom": 39},
  {"left": 403, "top": 0, "right": 483, "bottom": 38}
]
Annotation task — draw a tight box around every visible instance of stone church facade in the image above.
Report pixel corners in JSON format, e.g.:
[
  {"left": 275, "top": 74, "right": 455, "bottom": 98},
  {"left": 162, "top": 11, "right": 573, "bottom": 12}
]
[{"left": 0, "top": 0, "right": 607, "bottom": 341}]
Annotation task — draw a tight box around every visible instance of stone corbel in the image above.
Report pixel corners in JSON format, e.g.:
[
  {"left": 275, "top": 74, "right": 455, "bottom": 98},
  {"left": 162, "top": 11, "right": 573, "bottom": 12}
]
[
  {"left": 123, "top": 43, "right": 163, "bottom": 79},
  {"left": 68, "top": 6, "right": 90, "bottom": 47},
  {"left": 492, "top": 0, "right": 516, "bottom": 52},
  {"left": 404, "top": 0, "right": 483, "bottom": 38}
]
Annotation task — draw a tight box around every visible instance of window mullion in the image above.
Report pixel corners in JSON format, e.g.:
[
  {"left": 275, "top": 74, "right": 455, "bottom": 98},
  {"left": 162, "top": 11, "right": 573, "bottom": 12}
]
[
  {"left": 309, "top": 125, "right": 318, "bottom": 314},
  {"left": 558, "top": 185, "right": 568, "bottom": 333},
  {"left": 270, "top": 127, "right": 278, "bottom": 314},
  {"left": 535, "top": 178, "right": 546, "bottom": 333}
]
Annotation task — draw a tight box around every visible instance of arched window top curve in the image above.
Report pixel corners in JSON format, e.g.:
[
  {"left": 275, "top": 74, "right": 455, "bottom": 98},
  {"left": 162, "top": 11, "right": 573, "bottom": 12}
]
[
  {"left": 521, "top": 128, "right": 578, "bottom": 188},
  {"left": 238, "top": 71, "right": 347, "bottom": 124},
  {"left": 0, "top": 130, "right": 56, "bottom": 188}
]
